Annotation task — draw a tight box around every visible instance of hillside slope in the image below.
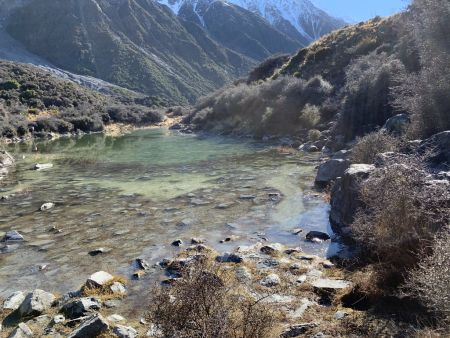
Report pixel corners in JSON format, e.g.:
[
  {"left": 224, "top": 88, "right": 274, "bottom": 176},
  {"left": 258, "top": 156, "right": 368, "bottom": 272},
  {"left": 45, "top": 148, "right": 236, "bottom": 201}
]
[{"left": 5, "top": 0, "right": 311, "bottom": 104}]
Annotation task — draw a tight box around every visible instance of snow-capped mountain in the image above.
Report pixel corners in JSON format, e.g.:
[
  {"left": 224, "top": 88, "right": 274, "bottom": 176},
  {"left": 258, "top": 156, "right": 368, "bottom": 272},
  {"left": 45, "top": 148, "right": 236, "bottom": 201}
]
[{"left": 158, "top": 0, "right": 346, "bottom": 43}]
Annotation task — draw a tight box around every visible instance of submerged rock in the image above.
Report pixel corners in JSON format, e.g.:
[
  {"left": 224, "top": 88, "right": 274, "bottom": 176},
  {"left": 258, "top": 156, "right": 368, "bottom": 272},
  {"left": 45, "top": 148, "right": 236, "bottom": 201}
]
[
  {"left": 171, "top": 239, "right": 183, "bottom": 247},
  {"left": 40, "top": 202, "right": 55, "bottom": 211},
  {"left": 33, "top": 163, "right": 53, "bottom": 171},
  {"left": 134, "top": 258, "right": 150, "bottom": 270},
  {"left": 3, "top": 230, "right": 24, "bottom": 242},
  {"left": 305, "top": 231, "right": 331, "bottom": 242}
]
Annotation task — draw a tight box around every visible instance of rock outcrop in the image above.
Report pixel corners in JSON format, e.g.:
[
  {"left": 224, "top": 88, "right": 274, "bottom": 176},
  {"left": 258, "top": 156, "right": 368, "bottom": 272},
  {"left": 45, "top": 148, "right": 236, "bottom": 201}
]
[{"left": 329, "top": 164, "right": 375, "bottom": 233}]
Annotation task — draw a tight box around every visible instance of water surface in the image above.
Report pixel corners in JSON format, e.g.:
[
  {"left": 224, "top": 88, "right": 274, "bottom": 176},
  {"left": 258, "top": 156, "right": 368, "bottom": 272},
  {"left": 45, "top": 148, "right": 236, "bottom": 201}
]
[{"left": 0, "top": 129, "right": 339, "bottom": 312}]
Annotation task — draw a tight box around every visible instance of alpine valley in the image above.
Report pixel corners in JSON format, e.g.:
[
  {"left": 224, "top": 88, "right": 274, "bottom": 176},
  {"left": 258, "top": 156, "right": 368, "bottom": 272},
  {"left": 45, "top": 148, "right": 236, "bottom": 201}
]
[{"left": 0, "top": 0, "right": 345, "bottom": 104}]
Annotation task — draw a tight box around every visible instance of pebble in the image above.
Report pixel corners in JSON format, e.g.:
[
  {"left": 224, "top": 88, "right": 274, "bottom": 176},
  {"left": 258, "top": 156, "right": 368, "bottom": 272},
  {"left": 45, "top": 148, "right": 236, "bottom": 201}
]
[{"left": 40, "top": 202, "right": 55, "bottom": 211}]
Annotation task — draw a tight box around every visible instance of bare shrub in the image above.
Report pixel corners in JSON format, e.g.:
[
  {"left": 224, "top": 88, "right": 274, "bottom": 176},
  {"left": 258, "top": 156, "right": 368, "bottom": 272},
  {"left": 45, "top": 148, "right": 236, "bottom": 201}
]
[
  {"left": 339, "top": 52, "right": 405, "bottom": 141},
  {"left": 147, "top": 259, "right": 280, "bottom": 338},
  {"left": 405, "top": 231, "right": 450, "bottom": 326},
  {"left": 394, "top": 0, "right": 450, "bottom": 138},
  {"left": 352, "top": 155, "right": 450, "bottom": 277},
  {"left": 351, "top": 131, "right": 400, "bottom": 164},
  {"left": 299, "top": 104, "right": 320, "bottom": 129},
  {"left": 188, "top": 75, "right": 332, "bottom": 137},
  {"left": 308, "top": 129, "right": 322, "bottom": 142}
]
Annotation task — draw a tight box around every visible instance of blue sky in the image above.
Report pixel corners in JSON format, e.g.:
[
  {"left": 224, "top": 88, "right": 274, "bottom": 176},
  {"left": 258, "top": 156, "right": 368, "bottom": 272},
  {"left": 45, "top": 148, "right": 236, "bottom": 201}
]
[{"left": 311, "top": 0, "right": 411, "bottom": 23}]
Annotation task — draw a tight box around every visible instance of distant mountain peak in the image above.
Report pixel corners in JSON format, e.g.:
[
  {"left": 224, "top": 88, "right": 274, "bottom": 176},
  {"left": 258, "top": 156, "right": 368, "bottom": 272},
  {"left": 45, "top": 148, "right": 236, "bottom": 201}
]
[{"left": 158, "top": 0, "right": 346, "bottom": 43}]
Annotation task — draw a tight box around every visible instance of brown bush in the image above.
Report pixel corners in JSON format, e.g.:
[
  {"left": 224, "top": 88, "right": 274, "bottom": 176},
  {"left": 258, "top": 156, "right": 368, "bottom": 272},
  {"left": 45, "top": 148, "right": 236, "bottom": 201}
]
[
  {"left": 351, "top": 154, "right": 450, "bottom": 291},
  {"left": 405, "top": 231, "right": 450, "bottom": 327},
  {"left": 351, "top": 131, "right": 400, "bottom": 164},
  {"left": 147, "top": 259, "right": 280, "bottom": 338}
]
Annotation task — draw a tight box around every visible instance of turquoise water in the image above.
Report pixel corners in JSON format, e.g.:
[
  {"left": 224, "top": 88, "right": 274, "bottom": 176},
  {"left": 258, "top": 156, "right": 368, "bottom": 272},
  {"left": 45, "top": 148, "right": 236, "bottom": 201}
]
[{"left": 0, "top": 129, "right": 337, "bottom": 311}]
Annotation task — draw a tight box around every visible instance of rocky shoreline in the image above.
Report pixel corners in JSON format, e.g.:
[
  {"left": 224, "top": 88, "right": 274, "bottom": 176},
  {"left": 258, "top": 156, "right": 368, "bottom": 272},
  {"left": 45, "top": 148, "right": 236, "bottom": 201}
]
[{"left": 1, "top": 240, "right": 354, "bottom": 338}]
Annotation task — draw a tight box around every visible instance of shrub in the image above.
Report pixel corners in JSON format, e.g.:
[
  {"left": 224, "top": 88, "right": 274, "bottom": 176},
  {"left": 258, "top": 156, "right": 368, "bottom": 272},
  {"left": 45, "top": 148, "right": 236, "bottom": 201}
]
[
  {"left": 34, "top": 117, "right": 74, "bottom": 133},
  {"left": 405, "top": 231, "right": 450, "bottom": 326},
  {"left": 394, "top": 0, "right": 450, "bottom": 138},
  {"left": 68, "top": 115, "right": 103, "bottom": 132},
  {"left": 351, "top": 131, "right": 400, "bottom": 164},
  {"left": 147, "top": 259, "right": 280, "bottom": 338},
  {"left": 308, "top": 129, "right": 321, "bottom": 142},
  {"left": 338, "top": 52, "right": 405, "bottom": 141},
  {"left": 299, "top": 104, "right": 320, "bottom": 129},
  {"left": 351, "top": 154, "right": 450, "bottom": 293},
  {"left": 0, "top": 80, "right": 20, "bottom": 90},
  {"left": 107, "top": 105, "right": 164, "bottom": 125}
]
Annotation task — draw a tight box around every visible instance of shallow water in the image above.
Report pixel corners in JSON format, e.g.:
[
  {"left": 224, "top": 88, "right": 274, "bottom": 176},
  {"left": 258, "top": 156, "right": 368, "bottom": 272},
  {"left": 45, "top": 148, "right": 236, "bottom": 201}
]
[{"left": 0, "top": 129, "right": 341, "bottom": 313}]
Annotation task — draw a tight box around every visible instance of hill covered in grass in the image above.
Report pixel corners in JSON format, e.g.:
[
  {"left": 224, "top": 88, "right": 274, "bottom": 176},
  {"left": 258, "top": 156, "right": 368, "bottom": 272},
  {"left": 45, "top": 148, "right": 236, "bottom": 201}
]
[{"left": 0, "top": 61, "right": 164, "bottom": 139}]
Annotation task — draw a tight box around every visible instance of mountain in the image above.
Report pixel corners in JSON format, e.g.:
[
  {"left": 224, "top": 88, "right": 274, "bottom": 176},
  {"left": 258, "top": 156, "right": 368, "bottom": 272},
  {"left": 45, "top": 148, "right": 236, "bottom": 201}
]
[
  {"left": 3, "top": 0, "right": 313, "bottom": 104},
  {"left": 158, "top": 0, "right": 346, "bottom": 45}
]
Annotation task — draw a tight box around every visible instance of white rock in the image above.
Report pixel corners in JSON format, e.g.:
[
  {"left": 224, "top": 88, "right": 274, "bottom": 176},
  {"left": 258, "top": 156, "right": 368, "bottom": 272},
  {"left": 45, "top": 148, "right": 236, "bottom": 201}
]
[
  {"left": 40, "top": 203, "right": 55, "bottom": 211},
  {"left": 86, "top": 271, "right": 114, "bottom": 288},
  {"left": 3, "top": 291, "right": 25, "bottom": 310},
  {"left": 53, "top": 314, "right": 65, "bottom": 324},
  {"left": 311, "top": 278, "right": 352, "bottom": 290},
  {"left": 110, "top": 282, "right": 126, "bottom": 295},
  {"left": 113, "top": 325, "right": 137, "bottom": 338},
  {"left": 107, "top": 314, "right": 125, "bottom": 322},
  {"left": 33, "top": 163, "right": 53, "bottom": 171},
  {"left": 260, "top": 274, "right": 281, "bottom": 287}
]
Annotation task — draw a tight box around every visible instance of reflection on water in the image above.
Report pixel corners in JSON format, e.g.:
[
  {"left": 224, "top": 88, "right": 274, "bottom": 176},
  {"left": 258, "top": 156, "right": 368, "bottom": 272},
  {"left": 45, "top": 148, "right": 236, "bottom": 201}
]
[{"left": 0, "top": 129, "right": 343, "bottom": 313}]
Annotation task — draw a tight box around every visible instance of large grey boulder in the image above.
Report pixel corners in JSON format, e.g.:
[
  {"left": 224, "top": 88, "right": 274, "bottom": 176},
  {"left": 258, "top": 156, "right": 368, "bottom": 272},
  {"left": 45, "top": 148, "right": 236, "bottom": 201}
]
[
  {"left": 18, "top": 289, "right": 55, "bottom": 318},
  {"left": 3, "top": 291, "right": 25, "bottom": 311},
  {"left": 67, "top": 314, "right": 109, "bottom": 338},
  {"left": 383, "top": 114, "right": 410, "bottom": 135},
  {"left": 329, "top": 164, "right": 375, "bottom": 232},
  {"left": 420, "top": 131, "right": 450, "bottom": 166},
  {"left": 315, "top": 159, "right": 351, "bottom": 187},
  {"left": 62, "top": 297, "right": 101, "bottom": 319}
]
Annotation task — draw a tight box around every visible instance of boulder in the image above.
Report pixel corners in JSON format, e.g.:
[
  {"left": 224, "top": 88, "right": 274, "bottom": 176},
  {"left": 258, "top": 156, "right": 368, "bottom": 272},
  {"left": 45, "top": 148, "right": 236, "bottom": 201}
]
[
  {"left": 3, "top": 291, "right": 25, "bottom": 311},
  {"left": 86, "top": 271, "right": 114, "bottom": 288},
  {"left": 420, "top": 131, "right": 450, "bottom": 166},
  {"left": 18, "top": 289, "right": 55, "bottom": 317},
  {"left": 62, "top": 297, "right": 101, "bottom": 319},
  {"left": 332, "top": 149, "right": 352, "bottom": 160},
  {"left": 305, "top": 231, "right": 331, "bottom": 242},
  {"left": 383, "top": 114, "right": 410, "bottom": 135},
  {"left": 329, "top": 164, "right": 375, "bottom": 232},
  {"left": 315, "top": 159, "right": 351, "bottom": 187},
  {"left": 260, "top": 274, "right": 281, "bottom": 287},
  {"left": 113, "top": 325, "right": 138, "bottom": 338},
  {"left": 8, "top": 323, "right": 33, "bottom": 338},
  {"left": 67, "top": 314, "right": 109, "bottom": 338}
]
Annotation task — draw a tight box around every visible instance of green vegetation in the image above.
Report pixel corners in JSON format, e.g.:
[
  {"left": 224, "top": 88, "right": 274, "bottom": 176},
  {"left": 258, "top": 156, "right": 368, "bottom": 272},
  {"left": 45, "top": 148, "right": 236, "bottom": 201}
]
[{"left": 0, "top": 61, "right": 164, "bottom": 138}]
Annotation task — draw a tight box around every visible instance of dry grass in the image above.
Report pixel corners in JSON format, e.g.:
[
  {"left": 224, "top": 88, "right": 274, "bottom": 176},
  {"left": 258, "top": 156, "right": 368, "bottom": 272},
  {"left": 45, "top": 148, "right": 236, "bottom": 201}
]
[
  {"left": 81, "top": 275, "right": 128, "bottom": 301},
  {"left": 146, "top": 258, "right": 282, "bottom": 338},
  {"left": 351, "top": 131, "right": 400, "bottom": 164}
]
